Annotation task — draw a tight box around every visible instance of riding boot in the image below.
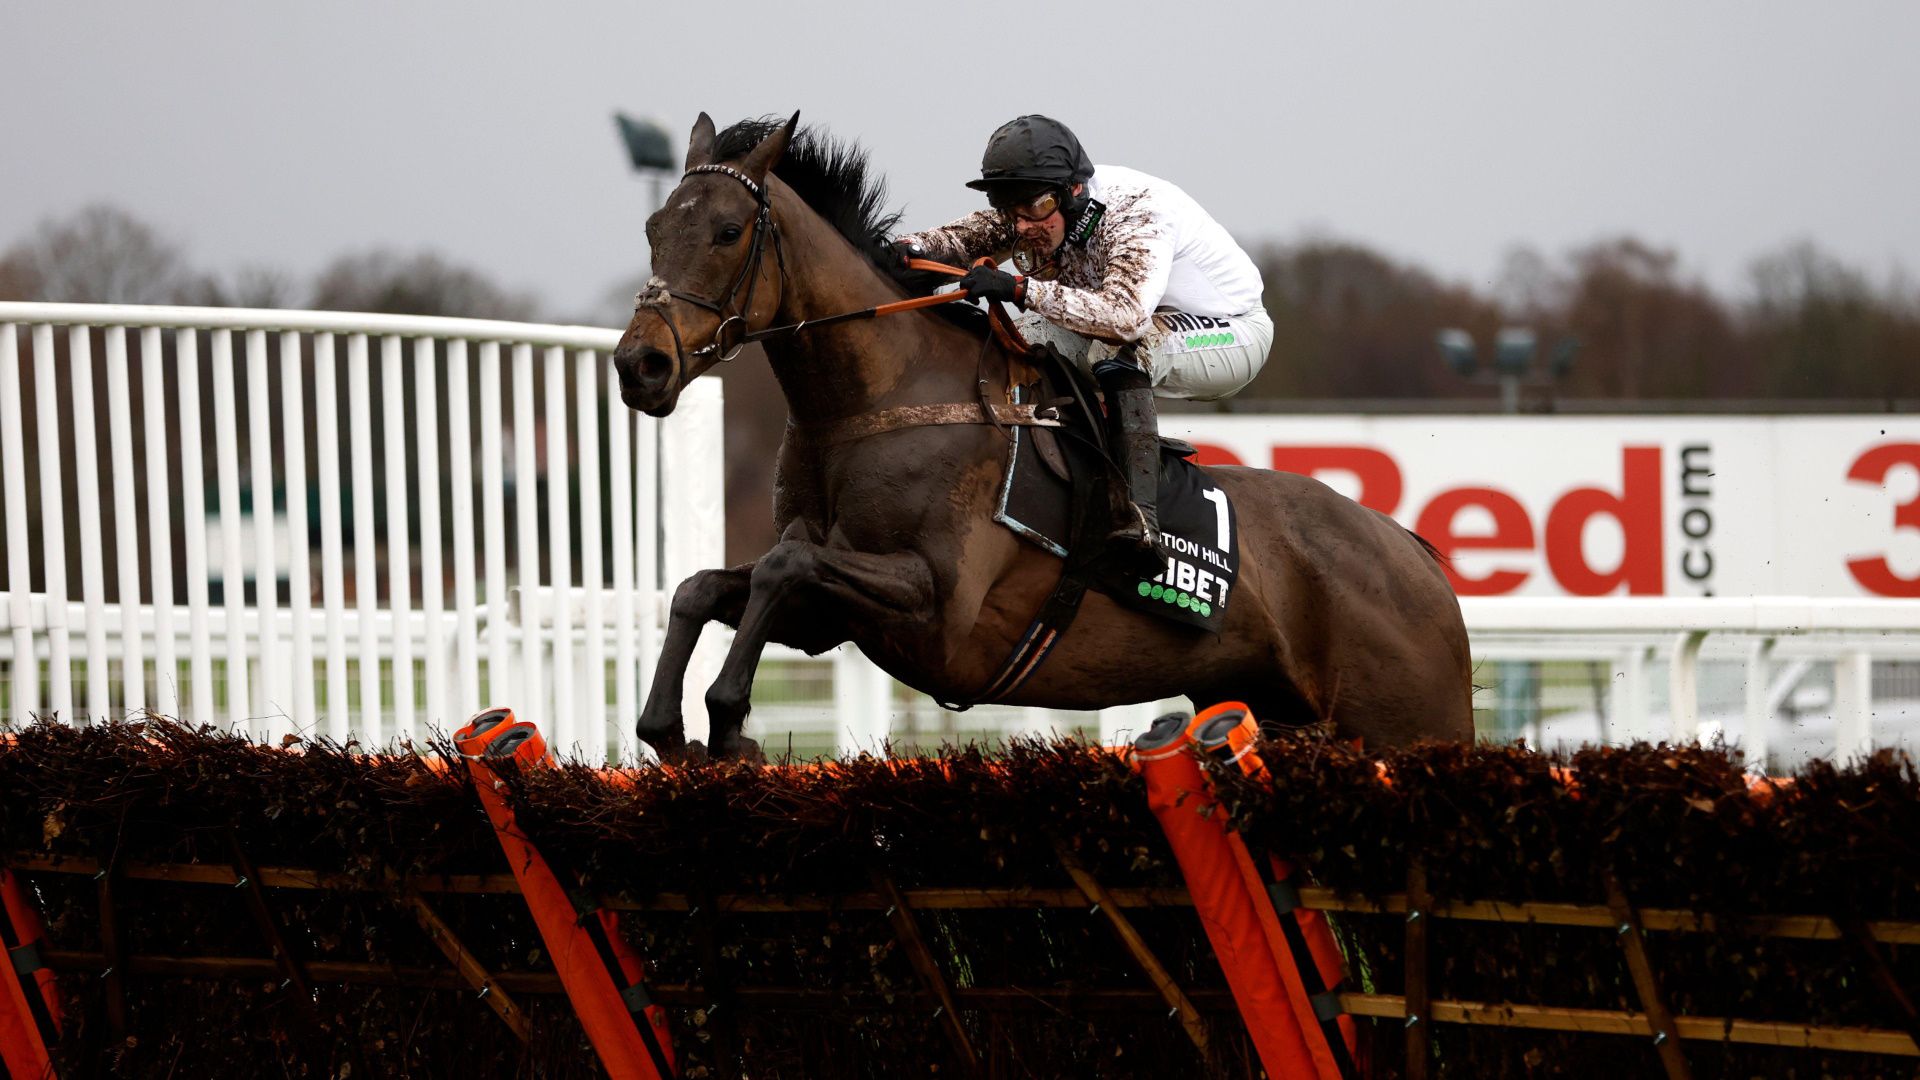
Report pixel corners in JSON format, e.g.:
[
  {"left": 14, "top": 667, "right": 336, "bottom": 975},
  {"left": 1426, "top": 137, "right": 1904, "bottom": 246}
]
[{"left": 1093, "top": 351, "right": 1174, "bottom": 580}]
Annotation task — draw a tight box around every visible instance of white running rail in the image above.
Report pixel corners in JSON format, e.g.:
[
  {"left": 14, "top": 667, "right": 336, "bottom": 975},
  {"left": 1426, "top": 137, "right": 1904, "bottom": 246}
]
[
  {"left": 0, "top": 303, "right": 724, "bottom": 763},
  {"left": 1461, "top": 597, "right": 1920, "bottom": 765},
  {"left": 758, "top": 599, "right": 1920, "bottom": 764}
]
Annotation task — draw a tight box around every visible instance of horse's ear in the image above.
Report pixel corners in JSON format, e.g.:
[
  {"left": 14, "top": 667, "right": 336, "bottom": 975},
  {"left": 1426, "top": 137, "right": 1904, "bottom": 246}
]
[
  {"left": 685, "top": 112, "right": 717, "bottom": 170},
  {"left": 741, "top": 111, "right": 800, "bottom": 184}
]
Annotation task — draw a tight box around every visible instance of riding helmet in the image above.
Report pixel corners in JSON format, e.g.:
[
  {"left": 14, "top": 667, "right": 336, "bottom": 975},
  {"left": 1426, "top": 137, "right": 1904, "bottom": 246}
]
[{"left": 966, "top": 115, "right": 1095, "bottom": 201}]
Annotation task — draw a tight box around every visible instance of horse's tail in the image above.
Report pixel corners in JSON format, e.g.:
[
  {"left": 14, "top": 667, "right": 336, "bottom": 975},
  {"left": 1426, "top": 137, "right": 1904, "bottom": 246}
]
[
  {"left": 1409, "top": 526, "right": 1477, "bottom": 717},
  {"left": 1405, "top": 527, "right": 1451, "bottom": 569}
]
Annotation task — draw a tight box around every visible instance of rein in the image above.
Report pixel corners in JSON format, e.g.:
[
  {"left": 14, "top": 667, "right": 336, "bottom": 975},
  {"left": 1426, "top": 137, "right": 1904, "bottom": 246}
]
[{"left": 747, "top": 257, "right": 999, "bottom": 343}]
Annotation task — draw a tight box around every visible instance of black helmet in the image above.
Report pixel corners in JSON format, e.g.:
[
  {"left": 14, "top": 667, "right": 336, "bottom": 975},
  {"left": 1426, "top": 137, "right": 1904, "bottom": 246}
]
[{"left": 966, "top": 115, "right": 1094, "bottom": 201}]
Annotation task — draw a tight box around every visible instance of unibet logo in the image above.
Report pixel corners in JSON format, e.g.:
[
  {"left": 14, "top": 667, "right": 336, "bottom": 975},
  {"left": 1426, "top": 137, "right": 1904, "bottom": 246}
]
[
  {"left": 1142, "top": 580, "right": 1215, "bottom": 618},
  {"left": 1184, "top": 333, "right": 1235, "bottom": 349}
]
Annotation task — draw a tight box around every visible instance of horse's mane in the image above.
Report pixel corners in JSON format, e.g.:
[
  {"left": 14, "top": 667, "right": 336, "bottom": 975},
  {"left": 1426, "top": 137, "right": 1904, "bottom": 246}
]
[{"left": 714, "top": 117, "right": 988, "bottom": 333}]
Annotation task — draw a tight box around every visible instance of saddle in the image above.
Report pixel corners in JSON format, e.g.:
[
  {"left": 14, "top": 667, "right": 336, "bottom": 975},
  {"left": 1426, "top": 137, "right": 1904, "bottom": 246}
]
[
  {"left": 943, "top": 341, "right": 1242, "bottom": 708},
  {"left": 995, "top": 344, "right": 1241, "bottom": 635}
]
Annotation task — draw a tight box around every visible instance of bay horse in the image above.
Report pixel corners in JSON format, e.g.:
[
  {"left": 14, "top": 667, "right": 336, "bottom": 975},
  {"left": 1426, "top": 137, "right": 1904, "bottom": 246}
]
[{"left": 613, "top": 112, "right": 1472, "bottom": 758}]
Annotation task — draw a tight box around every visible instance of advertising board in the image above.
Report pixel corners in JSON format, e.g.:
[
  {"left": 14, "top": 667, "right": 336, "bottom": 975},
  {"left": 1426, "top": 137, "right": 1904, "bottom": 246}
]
[{"left": 1161, "top": 415, "right": 1920, "bottom": 599}]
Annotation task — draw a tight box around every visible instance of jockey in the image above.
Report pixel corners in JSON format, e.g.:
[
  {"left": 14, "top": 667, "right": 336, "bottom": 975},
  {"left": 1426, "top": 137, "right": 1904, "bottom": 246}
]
[{"left": 887, "top": 115, "right": 1271, "bottom": 575}]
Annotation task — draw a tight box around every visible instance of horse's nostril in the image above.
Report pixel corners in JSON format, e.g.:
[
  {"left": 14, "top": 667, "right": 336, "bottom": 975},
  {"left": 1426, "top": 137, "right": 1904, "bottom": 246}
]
[{"left": 637, "top": 349, "right": 673, "bottom": 384}]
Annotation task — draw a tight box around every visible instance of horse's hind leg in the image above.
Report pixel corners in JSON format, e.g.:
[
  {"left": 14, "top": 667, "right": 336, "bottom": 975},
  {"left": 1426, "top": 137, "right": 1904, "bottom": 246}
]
[
  {"left": 636, "top": 565, "right": 752, "bottom": 755},
  {"left": 704, "top": 540, "right": 934, "bottom": 758}
]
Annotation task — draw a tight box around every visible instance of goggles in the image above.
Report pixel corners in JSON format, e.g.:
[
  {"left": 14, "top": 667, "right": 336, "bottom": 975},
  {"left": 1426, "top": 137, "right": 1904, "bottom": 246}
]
[{"left": 995, "top": 188, "right": 1063, "bottom": 223}]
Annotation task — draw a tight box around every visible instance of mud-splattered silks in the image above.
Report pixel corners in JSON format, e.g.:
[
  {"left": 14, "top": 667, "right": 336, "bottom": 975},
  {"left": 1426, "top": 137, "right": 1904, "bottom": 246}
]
[{"left": 903, "top": 164, "right": 1265, "bottom": 337}]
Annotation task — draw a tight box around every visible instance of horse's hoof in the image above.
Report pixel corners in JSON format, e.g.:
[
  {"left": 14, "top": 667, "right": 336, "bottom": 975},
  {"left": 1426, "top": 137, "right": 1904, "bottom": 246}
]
[
  {"left": 637, "top": 725, "right": 691, "bottom": 762},
  {"left": 647, "top": 740, "right": 710, "bottom": 766},
  {"left": 711, "top": 733, "right": 765, "bottom": 764}
]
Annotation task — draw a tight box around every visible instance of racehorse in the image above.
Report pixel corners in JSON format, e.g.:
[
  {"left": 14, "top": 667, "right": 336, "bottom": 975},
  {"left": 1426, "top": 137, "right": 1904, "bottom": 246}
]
[{"left": 613, "top": 112, "right": 1472, "bottom": 758}]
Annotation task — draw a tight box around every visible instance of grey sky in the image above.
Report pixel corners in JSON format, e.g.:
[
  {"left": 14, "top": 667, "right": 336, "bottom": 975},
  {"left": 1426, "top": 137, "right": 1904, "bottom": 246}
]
[{"left": 5, "top": 1, "right": 1917, "bottom": 321}]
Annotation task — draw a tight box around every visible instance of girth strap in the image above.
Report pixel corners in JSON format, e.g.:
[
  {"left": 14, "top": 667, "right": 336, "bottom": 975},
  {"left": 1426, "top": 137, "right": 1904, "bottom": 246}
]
[
  {"left": 787, "top": 403, "right": 1061, "bottom": 447},
  {"left": 937, "top": 380, "right": 1117, "bottom": 712}
]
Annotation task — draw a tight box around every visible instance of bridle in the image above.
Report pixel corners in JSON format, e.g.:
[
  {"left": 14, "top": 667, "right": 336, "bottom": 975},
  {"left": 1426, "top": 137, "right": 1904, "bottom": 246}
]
[
  {"left": 632, "top": 161, "right": 1028, "bottom": 380},
  {"left": 633, "top": 163, "right": 788, "bottom": 374}
]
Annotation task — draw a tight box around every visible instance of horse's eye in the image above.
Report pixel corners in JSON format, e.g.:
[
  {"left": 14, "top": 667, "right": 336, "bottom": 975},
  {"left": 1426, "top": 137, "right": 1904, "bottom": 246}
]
[{"left": 717, "top": 224, "right": 743, "bottom": 245}]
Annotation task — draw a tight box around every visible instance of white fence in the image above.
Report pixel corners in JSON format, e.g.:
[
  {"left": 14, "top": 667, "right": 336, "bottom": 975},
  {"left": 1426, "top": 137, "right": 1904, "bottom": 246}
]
[
  {"left": 4, "top": 303, "right": 1918, "bottom": 766},
  {"left": 0, "top": 303, "right": 722, "bottom": 762},
  {"left": 740, "top": 599, "right": 1920, "bottom": 768},
  {"left": 1461, "top": 597, "right": 1920, "bottom": 770}
]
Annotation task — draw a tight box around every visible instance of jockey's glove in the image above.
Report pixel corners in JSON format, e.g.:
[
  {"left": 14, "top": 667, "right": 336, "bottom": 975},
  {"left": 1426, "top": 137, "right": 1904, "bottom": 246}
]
[{"left": 959, "top": 264, "right": 1028, "bottom": 308}]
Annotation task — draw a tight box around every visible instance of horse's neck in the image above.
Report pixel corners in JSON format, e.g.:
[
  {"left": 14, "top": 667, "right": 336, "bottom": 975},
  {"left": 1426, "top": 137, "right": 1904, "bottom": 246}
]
[{"left": 764, "top": 191, "right": 986, "bottom": 422}]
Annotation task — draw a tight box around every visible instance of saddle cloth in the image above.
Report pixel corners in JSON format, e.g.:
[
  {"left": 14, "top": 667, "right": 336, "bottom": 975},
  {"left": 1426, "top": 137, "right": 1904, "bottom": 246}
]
[{"left": 994, "top": 388, "right": 1240, "bottom": 633}]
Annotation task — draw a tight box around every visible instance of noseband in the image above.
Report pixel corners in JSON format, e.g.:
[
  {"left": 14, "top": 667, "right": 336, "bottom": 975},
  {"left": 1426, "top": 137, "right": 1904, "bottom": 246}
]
[{"left": 633, "top": 163, "right": 788, "bottom": 372}]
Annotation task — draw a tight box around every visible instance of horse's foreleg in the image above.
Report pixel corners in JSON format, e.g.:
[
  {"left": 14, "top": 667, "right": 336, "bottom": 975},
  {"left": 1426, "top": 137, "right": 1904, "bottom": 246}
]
[
  {"left": 636, "top": 565, "right": 752, "bottom": 755},
  {"left": 704, "top": 540, "right": 934, "bottom": 757}
]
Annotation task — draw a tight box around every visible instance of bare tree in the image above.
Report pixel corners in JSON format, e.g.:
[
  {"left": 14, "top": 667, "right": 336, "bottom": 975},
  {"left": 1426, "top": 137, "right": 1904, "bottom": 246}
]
[
  {"left": 1246, "top": 237, "right": 1505, "bottom": 400},
  {"left": 181, "top": 265, "right": 302, "bottom": 309},
  {"left": 1550, "top": 237, "right": 1745, "bottom": 399},
  {"left": 0, "top": 253, "right": 37, "bottom": 301},
  {"left": 308, "top": 250, "right": 538, "bottom": 320},
  {"left": 1747, "top": 240, "right": 1920, "bottom": 398},
  {"left": 1497, "top": 246, "right": 1565, "bottom": 316},
  {"left": 0, "top": 204, "right": 196, "bottom": 303}
]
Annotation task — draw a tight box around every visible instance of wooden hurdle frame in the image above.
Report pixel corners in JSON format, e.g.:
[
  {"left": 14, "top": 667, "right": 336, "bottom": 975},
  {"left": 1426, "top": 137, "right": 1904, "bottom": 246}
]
[{"left": 7, "top": 851, "right": 1918, "bottom": 1068}]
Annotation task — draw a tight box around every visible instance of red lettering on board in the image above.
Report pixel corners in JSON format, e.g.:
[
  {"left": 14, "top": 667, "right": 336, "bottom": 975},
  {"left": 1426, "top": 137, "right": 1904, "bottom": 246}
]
[
  {"left": 1845, "top": 442, "right": 1920, "bottom": 597},
  {"left": 1544, "top": 446, "right": 1664, "bottom": 595}
]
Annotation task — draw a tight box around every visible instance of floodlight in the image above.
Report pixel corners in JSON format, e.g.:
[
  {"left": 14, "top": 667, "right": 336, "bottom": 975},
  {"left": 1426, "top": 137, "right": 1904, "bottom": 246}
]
[
  {"left": 615, "top": 113, "right": 675, "bottom": 173},
  {"left": 1494, "top": 327, "right": 1537, "bottom": 376},
  {"left": 1436, "top": 328, "right": 1477, "bottom": 377}
]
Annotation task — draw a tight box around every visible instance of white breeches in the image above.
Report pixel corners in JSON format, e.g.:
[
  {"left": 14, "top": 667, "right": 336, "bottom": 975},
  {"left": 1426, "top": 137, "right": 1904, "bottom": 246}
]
[{"left": 1013, "top": 307, "right": 1273, "bottom": 401}]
